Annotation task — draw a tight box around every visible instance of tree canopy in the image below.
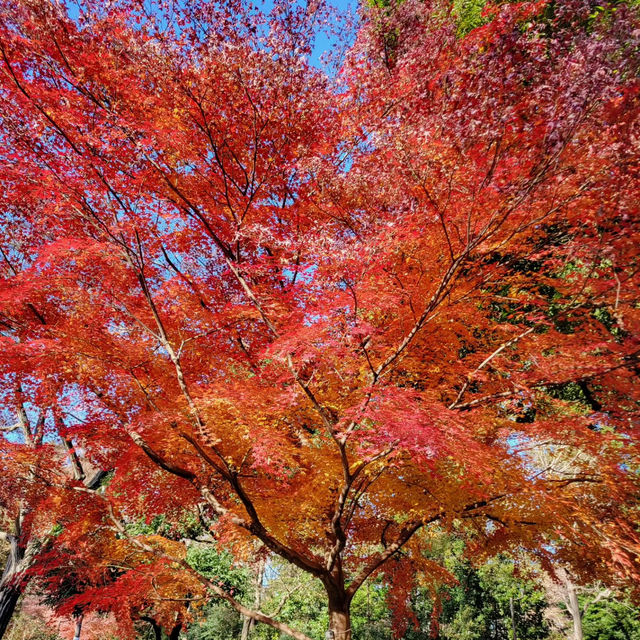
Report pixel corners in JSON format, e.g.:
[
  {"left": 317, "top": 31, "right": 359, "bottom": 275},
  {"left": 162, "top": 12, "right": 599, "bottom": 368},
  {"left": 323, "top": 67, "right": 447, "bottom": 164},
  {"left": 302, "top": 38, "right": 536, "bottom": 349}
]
[{"left": 0, "top": 0, "right": 639, "bottom": 638}]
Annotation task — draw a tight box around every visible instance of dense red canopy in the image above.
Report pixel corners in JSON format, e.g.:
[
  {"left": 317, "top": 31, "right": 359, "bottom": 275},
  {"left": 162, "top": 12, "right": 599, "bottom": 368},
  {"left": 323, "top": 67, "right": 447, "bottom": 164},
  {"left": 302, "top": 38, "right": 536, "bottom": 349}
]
[{"left": 0, "top": 0, "right": 638, "bottom": 637}]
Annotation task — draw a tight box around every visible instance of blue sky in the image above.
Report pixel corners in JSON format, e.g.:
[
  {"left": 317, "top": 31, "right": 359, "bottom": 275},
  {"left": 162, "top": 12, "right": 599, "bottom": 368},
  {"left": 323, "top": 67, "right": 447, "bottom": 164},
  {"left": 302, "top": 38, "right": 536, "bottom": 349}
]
[
  {"left": 62, "top": 0, "right": 360, "bottom": 71},
  {"left": 311, "top": 0, "right": 359, "bottom": 67}
]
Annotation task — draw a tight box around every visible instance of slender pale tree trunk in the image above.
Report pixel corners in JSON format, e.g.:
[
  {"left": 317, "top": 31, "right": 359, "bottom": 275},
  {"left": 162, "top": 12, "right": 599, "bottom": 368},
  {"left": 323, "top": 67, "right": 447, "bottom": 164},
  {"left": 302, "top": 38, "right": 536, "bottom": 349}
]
[
  {"left": 566, "top": 579, "right": 583, "bottom": 640},
  {"left": 559, "top": 569, "right": 583, "bottom": 640},
  {"left": 72, "top": 613, "right": 84, "bottom": 640},
  {"left": 241, "top": 557, "right": 266, "bottom": 640},
  {"left": 240, "top": 611, "right": 252, "bottom": 639}
]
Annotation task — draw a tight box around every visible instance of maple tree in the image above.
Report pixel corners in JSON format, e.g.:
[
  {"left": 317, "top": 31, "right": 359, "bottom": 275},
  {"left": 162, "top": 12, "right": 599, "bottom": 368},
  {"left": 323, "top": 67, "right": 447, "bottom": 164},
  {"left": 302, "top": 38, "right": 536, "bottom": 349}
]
[
  {"left": 0, "top": 375, "right": 108, "bottom": 636},
  {"left": 0, "top": 0, "right": 639, "bottom": 638}
]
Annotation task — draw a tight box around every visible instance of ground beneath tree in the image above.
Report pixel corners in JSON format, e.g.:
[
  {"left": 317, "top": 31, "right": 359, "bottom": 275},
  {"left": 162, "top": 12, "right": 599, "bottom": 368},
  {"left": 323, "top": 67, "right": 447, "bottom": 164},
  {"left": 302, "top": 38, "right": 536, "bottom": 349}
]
[{"left": 7, "top": 595, "right": 118, "bottom": 639}]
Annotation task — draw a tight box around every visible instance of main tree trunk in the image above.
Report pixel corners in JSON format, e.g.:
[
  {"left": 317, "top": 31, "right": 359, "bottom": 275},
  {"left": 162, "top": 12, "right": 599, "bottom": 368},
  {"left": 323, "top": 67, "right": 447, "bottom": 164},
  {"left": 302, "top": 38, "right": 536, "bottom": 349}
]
[{"left": 325, "top": 581, "right": 351, "bottom": 640}]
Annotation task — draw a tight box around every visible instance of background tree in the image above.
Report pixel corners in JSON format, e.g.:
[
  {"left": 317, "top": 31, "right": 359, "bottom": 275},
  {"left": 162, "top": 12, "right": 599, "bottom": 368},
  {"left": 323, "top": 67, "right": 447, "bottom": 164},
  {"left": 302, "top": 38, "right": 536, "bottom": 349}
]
[
  {"left": 0, "top": 392, "right": 107, "bottom": 637},
  {"left": 580, "top": 596, "right": 640, "bottom": 640},
  {"left": 412, "top": 536, "right": 549, "bottom": 640}
]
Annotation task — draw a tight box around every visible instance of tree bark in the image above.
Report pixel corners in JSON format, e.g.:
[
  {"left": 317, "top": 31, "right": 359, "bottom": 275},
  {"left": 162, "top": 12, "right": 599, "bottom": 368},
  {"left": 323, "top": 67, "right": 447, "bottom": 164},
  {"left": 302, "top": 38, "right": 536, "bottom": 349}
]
[
  {"left": 328, "top": 602, "right": 351, "bottom": 640},
  {"left": 72, "top": 613, "right": 84, "bottom": 640},
  {"left": 139, "top": 616, "right": 162, "bottom": 640},
  {"left": 240, "top": 611, "right": 252, "bottom": 640},
  {"left": 559, "top": 569, "right": 583, "bottom": 640},
  {"left": 325, "top": 581, "right": 351, "bottom": 640},
  {"left": 169, "top": 620, "right": 183, "bottom": 640},
  {"left": 509, "top": 596, "right": 517, "bottom": 640},
  {"left": 0, "top": 585, "right": 20, "bottom": 639},
  {"left": 241, "top": 557, "right": 266, "bottom": 640},
  {"left": 566, "top": 579, "right": 583, "bottom": 640},
  {"left": 0, "top": 531, "right": 27, "bottom": 640}
]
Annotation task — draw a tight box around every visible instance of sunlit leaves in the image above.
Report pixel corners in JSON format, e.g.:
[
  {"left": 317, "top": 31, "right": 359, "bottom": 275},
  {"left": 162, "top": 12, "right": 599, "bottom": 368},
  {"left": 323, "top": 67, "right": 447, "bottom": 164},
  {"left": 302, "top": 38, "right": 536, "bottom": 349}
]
[{"left": 0, "top": 0, "right": 638, "bottom": 636}]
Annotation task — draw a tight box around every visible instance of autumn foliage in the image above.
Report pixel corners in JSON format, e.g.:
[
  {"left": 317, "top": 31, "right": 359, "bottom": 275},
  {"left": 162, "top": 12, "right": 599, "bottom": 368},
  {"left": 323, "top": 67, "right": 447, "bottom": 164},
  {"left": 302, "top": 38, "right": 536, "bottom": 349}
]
[{"left": 0, "top": 0, "right": 639, "bottom": 638}]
